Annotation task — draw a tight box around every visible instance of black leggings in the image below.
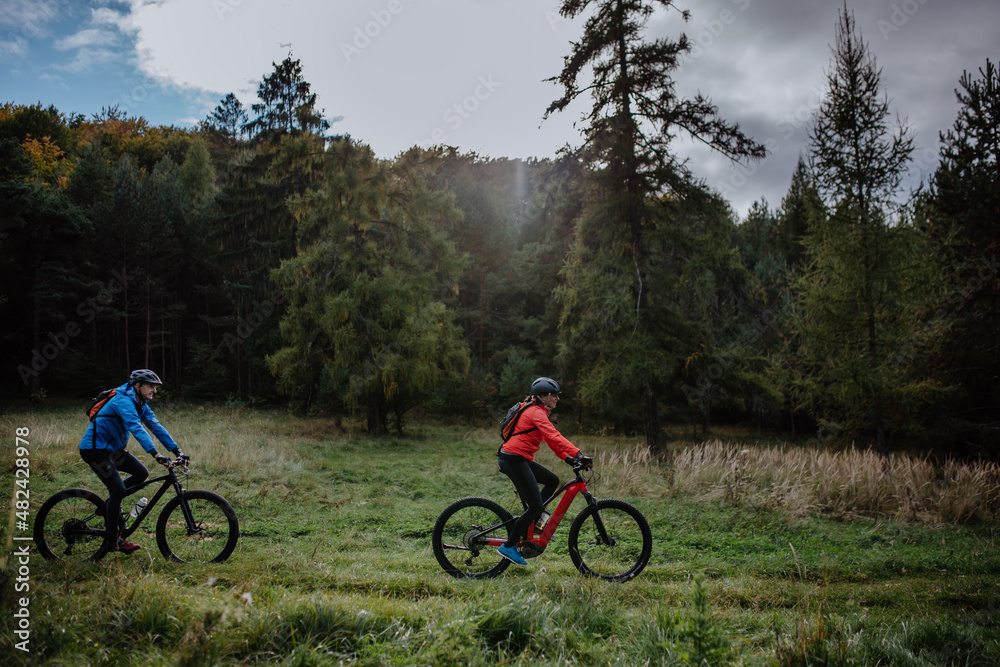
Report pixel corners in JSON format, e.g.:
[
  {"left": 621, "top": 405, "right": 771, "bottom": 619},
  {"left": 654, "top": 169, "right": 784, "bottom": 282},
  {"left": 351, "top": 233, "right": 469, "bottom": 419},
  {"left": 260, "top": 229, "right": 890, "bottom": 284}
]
[
  {"left": 497, "top": 452, "right": 559, "bottom": 547},
  {"left": 79, "top": 448, "right": 149, "bottom": 542}
]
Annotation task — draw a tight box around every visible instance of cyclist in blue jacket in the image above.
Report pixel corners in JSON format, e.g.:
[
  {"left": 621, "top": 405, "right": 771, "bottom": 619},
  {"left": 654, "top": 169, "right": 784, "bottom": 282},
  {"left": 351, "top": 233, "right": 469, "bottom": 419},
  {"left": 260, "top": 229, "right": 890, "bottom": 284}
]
[{"left": 79, "top": 369, "right": 186, "bottom": 553}]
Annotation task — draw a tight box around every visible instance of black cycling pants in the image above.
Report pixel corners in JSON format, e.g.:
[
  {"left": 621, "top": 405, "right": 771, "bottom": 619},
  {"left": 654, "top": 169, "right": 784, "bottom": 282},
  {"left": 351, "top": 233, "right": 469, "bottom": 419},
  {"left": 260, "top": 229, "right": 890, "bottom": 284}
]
[
  {"left": 80, "top": 448, "right": 149, "bottom": 542},
  {"left": 497, "top": 452, "right": 559, "bottom": 547}
]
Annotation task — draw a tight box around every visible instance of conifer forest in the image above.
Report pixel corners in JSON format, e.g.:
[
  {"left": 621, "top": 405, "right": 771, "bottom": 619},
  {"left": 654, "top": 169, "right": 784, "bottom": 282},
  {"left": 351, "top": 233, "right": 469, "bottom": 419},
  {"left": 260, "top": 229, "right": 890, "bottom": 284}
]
[{"left": 2, "top": 4, "right": 998, "bottom": 459}]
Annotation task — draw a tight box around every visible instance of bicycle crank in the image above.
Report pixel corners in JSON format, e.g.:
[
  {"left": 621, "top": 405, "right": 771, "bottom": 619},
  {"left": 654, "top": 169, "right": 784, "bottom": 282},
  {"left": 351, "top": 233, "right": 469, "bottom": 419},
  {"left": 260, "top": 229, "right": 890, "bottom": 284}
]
[{"left": 519, "top": 542, "right": 545, "bottom": 558}]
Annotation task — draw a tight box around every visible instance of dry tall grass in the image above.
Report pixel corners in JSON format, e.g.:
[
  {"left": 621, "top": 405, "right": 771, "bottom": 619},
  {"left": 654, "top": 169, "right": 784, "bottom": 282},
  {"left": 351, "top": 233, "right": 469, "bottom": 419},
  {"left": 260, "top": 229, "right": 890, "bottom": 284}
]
[
  {"left": 5, "top": 404, "right": 997, "bottom": 526},
  {"left": 669, "top": 441, "right": 1000, "bottom": 524}
]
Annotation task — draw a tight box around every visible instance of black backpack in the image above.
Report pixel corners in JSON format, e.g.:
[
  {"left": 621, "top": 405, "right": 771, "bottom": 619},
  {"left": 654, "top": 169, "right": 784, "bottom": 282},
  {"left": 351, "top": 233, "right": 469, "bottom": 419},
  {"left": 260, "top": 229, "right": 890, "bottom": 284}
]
[{"left": 499, "top": 396, "right": 542, "bottom": 443}]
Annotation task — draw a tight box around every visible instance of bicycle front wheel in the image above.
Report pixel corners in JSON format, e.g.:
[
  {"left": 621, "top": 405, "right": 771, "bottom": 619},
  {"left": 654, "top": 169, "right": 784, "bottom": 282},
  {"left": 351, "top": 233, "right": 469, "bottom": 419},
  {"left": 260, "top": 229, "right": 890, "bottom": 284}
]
[
  {"left": 568, "top": 498, "right": 652, "bottom": 582},
  {"left": 33, "top": 489, "right": 112, "bottom": 562},
  {"left": 155, "top": 490, "right": 239, "bottom": 563},
  {"left": 432, "top": 497, "right": 513, "bottom": 579}
]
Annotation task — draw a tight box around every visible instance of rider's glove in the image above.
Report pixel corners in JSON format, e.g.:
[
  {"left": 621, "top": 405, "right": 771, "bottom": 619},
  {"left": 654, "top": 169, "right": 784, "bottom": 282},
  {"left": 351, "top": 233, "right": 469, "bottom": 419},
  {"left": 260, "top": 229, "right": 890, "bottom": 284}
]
[
  {"left": 154, "top": 453, "right": 170, "bottom": 467},
  {"left": 571, "top": 453, "right": 594, "bottom": 469},
  {"left": 173, "top": 449, "right": 190, "bottom": 462}
]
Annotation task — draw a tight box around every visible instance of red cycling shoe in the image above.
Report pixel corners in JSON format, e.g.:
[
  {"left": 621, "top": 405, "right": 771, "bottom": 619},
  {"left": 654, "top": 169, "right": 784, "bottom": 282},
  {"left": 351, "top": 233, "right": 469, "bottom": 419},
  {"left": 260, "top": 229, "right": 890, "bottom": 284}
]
[{"left": 116, "top": 538, "right": 141, "bottom": 554}]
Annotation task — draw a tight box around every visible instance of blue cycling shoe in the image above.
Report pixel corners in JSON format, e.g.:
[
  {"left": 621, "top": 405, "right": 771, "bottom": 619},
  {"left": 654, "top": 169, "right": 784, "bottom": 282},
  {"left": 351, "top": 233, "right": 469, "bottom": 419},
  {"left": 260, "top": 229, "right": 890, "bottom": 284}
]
[{"left": 497, "top": 544, "right": 527, "bottom": 566}]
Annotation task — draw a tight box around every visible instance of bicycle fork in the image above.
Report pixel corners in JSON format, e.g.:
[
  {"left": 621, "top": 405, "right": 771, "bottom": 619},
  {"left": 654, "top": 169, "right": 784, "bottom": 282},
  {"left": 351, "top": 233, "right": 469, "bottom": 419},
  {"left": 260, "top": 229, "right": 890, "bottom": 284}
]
[
  {"left": 173, "top": 481, "right": 201, "bottom": 536},
  {"left": 582, "top": 491, "right": 616, "bottom": 547}
]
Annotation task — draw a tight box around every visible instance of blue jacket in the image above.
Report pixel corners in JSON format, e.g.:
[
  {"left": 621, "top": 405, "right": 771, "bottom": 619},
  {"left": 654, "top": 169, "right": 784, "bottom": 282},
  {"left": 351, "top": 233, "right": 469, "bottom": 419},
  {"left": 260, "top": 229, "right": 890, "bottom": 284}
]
[{"left": 79, "top": 382, "right": 179, "bottom": 456}]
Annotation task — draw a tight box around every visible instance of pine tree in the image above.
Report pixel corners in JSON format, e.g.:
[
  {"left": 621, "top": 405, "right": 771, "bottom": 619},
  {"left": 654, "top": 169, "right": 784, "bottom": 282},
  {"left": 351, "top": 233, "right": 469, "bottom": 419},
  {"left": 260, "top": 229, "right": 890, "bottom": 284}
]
[
  {"left": 728, "top": 200, "right": 792, "bottom": 431},
  {"left": 436, "top": 153, "right": 584, "bottom": 411},
  {"left": 244, "top": 54, "right": 329, "bottom": 140},
  {"left": 269, "top": 140, "right": 469, "bottom": 434},
  {"left": 775, "top": 157, "right": 824, "bottom": 270},
  {"left": 930, "top": 59, "right": 1000, "bottom": 432},
  {"left": 203, "top": 93, "right": 248, "bottom": 146},
  {"left": 797, "top": 5, "right": 947, "bottom": 453},
  {"left": 1, "top": 135, "right": 92, "bottom": 396},
  {"left": 545, "top": 0, "right": 765, "bottom": 451},
  {"left": 207, "top": 55, "right": 333, "bottom": 401},
  {"left": 769, "top": 162, "right": 826, "bottom": 437}
]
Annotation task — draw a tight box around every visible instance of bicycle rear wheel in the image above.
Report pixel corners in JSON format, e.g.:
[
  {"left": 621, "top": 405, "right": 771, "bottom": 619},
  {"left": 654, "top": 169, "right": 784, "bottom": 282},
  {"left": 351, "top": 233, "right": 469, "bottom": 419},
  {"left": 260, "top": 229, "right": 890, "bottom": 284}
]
[
  {"left": 432, "top": 497, "right": 513, "bottom": 579},
  {"left": 568, "top": 498, "right": 651, "bottom": 582},
  {"left": 155, "top": 490, "right": 239, "bottom": 563},
  {"left": 33, "top": 489, "right": 112, "bottom": 561}
]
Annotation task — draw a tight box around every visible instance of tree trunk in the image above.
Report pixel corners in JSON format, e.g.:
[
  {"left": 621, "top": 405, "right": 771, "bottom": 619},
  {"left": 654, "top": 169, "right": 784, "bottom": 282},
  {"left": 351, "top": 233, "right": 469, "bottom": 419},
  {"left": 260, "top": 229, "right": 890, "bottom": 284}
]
[
  {"left": 160, "top": 294, "right": 166, "bottom": 375},
  {"left": 367, "top": 391, "right": 386, "bottom": 435},
  {"left": 145, "top": 275, "right": 151, "bottom": 367},
  {"left": 643, "top": 379, "right": 663, "bottom": 454},
  {"left": 29, "top": 248, "right": 43, "bottom": 396}
]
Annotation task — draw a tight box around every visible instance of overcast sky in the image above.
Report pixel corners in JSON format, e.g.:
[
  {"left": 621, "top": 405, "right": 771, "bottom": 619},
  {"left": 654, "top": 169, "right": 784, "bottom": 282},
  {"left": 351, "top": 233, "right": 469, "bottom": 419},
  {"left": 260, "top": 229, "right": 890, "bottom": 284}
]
[{"left": 2, "top": 0, "right": 998, "bottom": 217}]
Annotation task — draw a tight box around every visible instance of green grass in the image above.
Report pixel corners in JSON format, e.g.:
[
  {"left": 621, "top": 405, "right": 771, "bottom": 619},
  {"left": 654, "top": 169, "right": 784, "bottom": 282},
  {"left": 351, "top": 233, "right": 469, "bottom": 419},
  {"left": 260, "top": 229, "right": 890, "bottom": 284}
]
[{"left": 1, "top": 402, "right": 998, "bottom": 665}]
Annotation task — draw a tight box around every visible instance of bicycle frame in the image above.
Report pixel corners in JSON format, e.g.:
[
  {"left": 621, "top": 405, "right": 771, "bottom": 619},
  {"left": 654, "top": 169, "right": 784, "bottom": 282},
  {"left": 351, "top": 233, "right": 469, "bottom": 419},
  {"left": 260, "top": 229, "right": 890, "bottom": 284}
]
[
  {"left": 482, "top": 466, "right": 603, "bottom": 552},
  {"left": 118, "top": 463, "right": 189, "bottom": 540},
  {"left": 42, "top": 463, "right": 185, "bottom": 547},
  {"left": 433, "top": 462, "right": 650, "bottom": 580}
]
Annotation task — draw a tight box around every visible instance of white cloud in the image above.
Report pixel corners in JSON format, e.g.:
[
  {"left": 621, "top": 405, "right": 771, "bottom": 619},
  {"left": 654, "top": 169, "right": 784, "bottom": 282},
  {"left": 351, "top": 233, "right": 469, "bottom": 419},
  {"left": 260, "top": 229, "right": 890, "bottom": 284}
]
[
  {"left": 0, "top": 0, "right": 60, "bottom": 33},
  {"left": 38, "top": 71, "right": 69, "bottom": 89},
  {"left": 54, "top": 28, "right": 118, "bottom": 51},
  {"left": 116, "top": 0, "right": 585, "bottom": 158},
  {"left": 25, "top": 0, "right": 994, "bottom": 218},
  {"left": 42, "top": 4, "right": 134, "bottom": 76},
  {"left": 91, "top": 7, "right": 134, "bottom": 33},
  {"left": 54, "top": 46, "right": 120, "bottom": 74},
  {"left": 0, "top": 36, "right": 29, "bottom": 59}
]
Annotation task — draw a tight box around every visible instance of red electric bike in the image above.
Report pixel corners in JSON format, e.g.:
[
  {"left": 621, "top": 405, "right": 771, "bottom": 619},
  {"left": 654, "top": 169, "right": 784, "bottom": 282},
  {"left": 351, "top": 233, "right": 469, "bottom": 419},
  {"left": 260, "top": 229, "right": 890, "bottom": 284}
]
[{"left": 432, "top": 461, "right": 652, "bottom": 582}]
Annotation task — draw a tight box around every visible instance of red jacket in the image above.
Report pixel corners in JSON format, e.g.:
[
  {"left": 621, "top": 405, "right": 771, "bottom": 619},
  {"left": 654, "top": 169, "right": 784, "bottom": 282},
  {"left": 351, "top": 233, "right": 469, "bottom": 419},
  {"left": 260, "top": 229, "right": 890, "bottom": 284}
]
[{"left": 501, "top": 403, "right": 580, "bottom": 462}]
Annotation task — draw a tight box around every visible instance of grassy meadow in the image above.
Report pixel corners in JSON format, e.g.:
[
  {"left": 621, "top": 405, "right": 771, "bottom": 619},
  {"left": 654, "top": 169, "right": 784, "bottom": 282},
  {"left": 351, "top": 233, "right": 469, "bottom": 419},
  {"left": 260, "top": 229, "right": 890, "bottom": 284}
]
[{"left": 1, "top": 402, "right": 999, "bottom": 666}]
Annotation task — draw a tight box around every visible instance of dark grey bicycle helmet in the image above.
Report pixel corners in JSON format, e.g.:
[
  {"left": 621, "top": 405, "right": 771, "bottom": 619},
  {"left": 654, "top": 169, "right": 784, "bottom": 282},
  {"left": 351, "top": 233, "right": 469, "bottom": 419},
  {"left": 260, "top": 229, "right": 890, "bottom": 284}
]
[
  {"left": 129, "top": 369, "right": 163, "bottom": 385},
  {"left": 531, "top": 377, "right": 561, "bottom": 396}
]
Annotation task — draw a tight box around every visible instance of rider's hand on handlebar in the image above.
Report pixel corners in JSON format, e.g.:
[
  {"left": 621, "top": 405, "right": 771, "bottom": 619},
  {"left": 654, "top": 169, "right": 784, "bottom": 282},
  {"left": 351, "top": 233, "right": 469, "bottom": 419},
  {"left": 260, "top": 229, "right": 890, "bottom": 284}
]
[
  {"left": 565, "top": 453, "right": 594, "bottom": 469},
  {"left": 154, "top": 453, "right": 171, "bottom": 467},
  {"left": 174, "top": 449, "right": 190, "bottom": 463}
]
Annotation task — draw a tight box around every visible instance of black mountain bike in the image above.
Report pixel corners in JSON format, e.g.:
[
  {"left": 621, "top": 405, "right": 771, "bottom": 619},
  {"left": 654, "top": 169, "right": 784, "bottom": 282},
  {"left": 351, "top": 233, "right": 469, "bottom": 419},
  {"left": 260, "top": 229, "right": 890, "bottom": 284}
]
[
  {"left": 432, "top": 462, "right": 652, "bottom": 582},
  {"left": 34, "top": 457, "right": 239, "bottom": 563}
]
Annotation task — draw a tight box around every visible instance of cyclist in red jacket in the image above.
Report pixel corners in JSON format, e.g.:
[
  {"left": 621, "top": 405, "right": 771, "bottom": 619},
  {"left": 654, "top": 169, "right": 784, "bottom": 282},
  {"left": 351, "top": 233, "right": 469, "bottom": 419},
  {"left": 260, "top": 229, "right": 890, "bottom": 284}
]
[{"left": 497, "top": 377, "right": 592, "bottom": 565}]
